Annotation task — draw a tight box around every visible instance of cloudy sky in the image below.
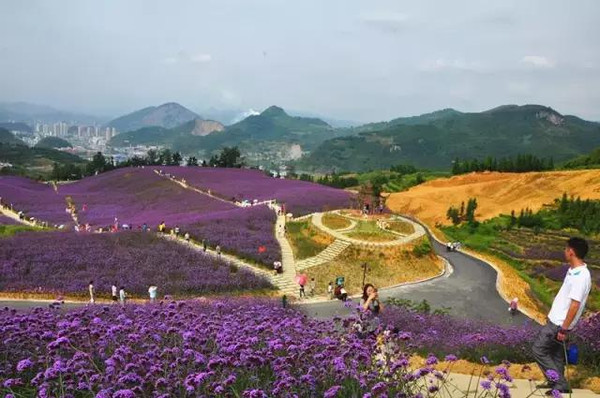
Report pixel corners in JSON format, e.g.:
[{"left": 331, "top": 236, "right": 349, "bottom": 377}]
[{"left": 1, "top": 0, "right": 599, "bottom": 122}]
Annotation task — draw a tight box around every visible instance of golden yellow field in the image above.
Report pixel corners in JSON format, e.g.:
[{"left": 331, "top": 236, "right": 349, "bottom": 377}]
[{"left": 387, "top": 170, "right": 600, "bottom": 226}]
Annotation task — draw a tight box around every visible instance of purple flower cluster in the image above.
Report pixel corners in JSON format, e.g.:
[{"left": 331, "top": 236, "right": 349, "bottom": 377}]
[
  {"left": 380, "top": 305, "right": 539, "bottom": 363},
  {"left": 156, "top": 166, "right": 354, "bottom": 216},
  {"left": 0, "top": 214, "right": 19, "bottom": 225},
  {"left": 0, "top": 299, "right": 514, "bottom": 397},
  {"left": 0, "top": 177, "right": 71, "bottom": 225},
  {"left": 185, "top": 206, "right": 281, "bottom": 266},
  {"left": 58, "top": 168, "right": 236, "bottom": 228},
  {"left": 0, "top": 231, "right": 272, "bottom": 297}
]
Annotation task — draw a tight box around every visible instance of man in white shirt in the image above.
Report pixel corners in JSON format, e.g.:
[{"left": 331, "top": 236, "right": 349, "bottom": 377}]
[{"left": 532, "top": 237, "right": 592, "bottom": 394}]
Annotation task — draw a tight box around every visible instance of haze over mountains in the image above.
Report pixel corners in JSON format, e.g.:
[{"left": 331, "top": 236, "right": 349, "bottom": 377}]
[
  {"left": 301, "top": 105, "right": 600, "bottom": 171},
  {"left": 2, "top": 99, "right": 600, "bottom": 172}
]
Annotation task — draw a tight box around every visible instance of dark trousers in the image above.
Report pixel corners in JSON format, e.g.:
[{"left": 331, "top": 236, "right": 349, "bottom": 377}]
[{"left": 532, "top": 321, "right": 568, "bottom": 390}]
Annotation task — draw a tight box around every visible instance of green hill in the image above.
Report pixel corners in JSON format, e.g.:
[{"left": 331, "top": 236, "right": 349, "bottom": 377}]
[
  {"left": 299, "top": 105, "right": 600, "bottom": 172},
  {"left": 106, "top": 102, "right": 200, "bottom": 132},
  {"left": 110, "top": 106, "right": 336, "bottom": 160},
  {"left": 192, "top": 106, "right": 336, "bottom": 153},
  {"left": 0, "top": 129, "right": 25, "bottom": 145},
  {"left": 563, "top": 147, "right": 600, "bottom": 169},
  {"left": 35, "top": 137, "right": 73, "bottom": 149},
  {"left": 0, "top": 128, "right": 84, "bottom": 177}
]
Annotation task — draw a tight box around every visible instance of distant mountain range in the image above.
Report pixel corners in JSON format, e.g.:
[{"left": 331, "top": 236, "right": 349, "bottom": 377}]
[
  {"left": 109, "top": 118, "right": 225, "bottom": 147},
  {"left": 105, "top": 102, "right": 201, "bottom": 132},
  {"left": 0, "top": 102, "right": 104, "bottom": 125},
  {"left": 298, "top": 105, "right": 600, "bottom": 172},
  {"left": 109, "top": 106, "right": 339, "bottom": 161}
]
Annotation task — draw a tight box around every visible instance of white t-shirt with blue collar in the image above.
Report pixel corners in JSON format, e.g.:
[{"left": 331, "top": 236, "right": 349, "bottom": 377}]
[{"left": 548, "top": 264, "right": 592, "bottom": 329}]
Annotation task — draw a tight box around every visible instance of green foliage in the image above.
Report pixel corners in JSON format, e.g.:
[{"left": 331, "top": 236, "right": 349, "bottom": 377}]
[
  {"left": 446, "top": 206, "right": 460, "bottom": 225},
  {"left": 186, "top": 156, "right": 199, "bottom": 166},
  {"left": 446, "top": 197, "right": 478, "bottom": 226},
  {"left": 389, "top": 164, "right": 417, "bottom": 174},
  {"left": 316, "top": 173, "right": 358, "bottom": 189},
  {"left": 300, "top": 105, "right": 600, "bottom": 172},
  {"left": 385, "top": 297, "right": 451, "bottom": 315},
  {"left": 412, "top": 237, "right": 432, "bottom": 257},
  {"left": 208, "top": 147, "right": 244, "bottom": 168},
  {"left": 452, "top": 154, "right": 554, "bottom": 175},
  {"left": 35, "top": 137, "right": 72, "bottom": 149},
  {"left": 0, "top": 128, "right": 25, "bottom": 145},
  {"left": 563, "top": 146, "right": 600, "bottom": 169},
  {"left": 0, "top": 224, "right": 41, "bottom": 237}
]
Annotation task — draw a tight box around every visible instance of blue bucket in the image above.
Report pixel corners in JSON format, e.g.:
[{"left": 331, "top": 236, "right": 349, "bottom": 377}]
[{"left": 567, "top": 344, "right": 579, "bottom": 365}]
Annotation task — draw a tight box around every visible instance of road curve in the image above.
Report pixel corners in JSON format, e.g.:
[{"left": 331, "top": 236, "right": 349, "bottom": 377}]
[{"left": 297, "top": 222, "right": 530, "bottom": 326}]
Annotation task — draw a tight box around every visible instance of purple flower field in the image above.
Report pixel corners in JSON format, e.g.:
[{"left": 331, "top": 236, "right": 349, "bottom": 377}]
[
  {"left": 58, "top": 168, "right": 236, "bottom": 228},
  {"left": 0, "top": 232, "right": 272, "bottom": 297},
  {"left": 0, "top": 214, "right": 19, "bottom": 225},
  {"left": 0, "top": 177, "right": 71, "bottom": 225},
  {"left": 156, "top": 166, "right": 354, "bottom": 216},
  {"left": 185, "top": 206, "right": 280, "bottom": 266},
  {"left": 0, "top": 299, "right": 518, "bottom": 397}
]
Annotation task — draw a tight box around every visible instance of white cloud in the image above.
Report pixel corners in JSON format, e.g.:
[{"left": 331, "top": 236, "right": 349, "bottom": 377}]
[
  {"left": 420, "top": 58, "right": 483, "bottom": 72},
  {"left": 190, "top": 53, "right": 212, "bottom": 64},
  {"left": 162, "top": 57, "right": 178, "bottom": 65},
  {"left": 361, "top": 12, "right": 409, "bottom": 33},
  {"left": 162, "top": 52, "right": 212, "bottom": 65},
  {"left": 232, "top": 109, "right": 260, "bottom": 123},
  {"left": 521, "top": 55, "right": 555, "bottom": 68}
]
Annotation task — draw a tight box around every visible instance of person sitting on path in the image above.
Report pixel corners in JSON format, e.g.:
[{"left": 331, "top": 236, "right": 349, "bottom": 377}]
[
  {"left": 532, "top": 237, "right": 592, "bottom": 395},
  {"left": 119, "top": 286, "right": 127, "bottom": 305},
  {"left": 339, "top": 285, "right": 348, "bottom": 302},
  {"left": 88, "top": 280, "right": 95, "bottom": 304},
  {"left": 273, "top": 261, "right": 283, "bottom": 274},
  {"left": 148, "top": 285, "right": 158, "bottom": 303}
]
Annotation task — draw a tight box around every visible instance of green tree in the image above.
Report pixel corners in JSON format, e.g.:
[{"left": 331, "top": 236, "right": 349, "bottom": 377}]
[
  {"left": 446, "top": 206, "right": 460, "bottom": 225},
  {"left": 171, "top": 152, "right": 183, "bottom": 166},
  {"left": 186, "top": 156, "right": 199, "bottom": 166},
  {"left": 465, "top": 198, "right": 478, "bottom": 224},
  {"left": 146, "top": 149, "right": 159, "bottom": 165}
]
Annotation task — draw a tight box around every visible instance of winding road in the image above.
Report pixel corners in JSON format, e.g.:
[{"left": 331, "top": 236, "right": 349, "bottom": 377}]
[{"left": 296, "top": 231, "right": 530, "bottom": 326}]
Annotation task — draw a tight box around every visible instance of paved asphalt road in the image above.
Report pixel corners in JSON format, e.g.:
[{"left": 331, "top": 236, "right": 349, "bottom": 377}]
[
  {"left": 295, "top": 235, "right": 531, "bottom": 326},
  {"left": 0, "top": 224, "right": 533, "bottom": 327}
]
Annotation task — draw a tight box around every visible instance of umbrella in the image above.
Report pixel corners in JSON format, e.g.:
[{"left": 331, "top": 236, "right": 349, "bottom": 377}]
[{"left": 295, "top": 274, "right": 308, "bottom": 286}]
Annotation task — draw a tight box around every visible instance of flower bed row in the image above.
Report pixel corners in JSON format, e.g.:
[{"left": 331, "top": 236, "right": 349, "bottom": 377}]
[
  {"left": 0, "top": 177, "right": 71, "bottom": 225},
  {"left": 0, "top": 299, "right": 519, "bottom": 398},
  {"left": 0, "top": 231, "right": 272, "bottom": 297},
  {"left": 57, "top": 168, "right": 237, "bottom": 228},
  {"left": 155, "top": 166, "right": 354, "bottom": 217}
]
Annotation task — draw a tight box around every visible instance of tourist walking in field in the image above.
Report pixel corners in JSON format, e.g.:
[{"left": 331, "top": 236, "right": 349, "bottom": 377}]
[
  {"left": 158, "top": 221, "right": 166, "bottom": 233},
  {"left": 119, "top": 286, "right": 127, "bottom": 305},
  {"left": 202, "top": 239, "right": 207, "bottom": 252},
  {"left": 216, "top": 245, "right": 221, "bottom": 257},
  {"left": 88, "top": 280, "right": 95, "bottom": 304},
  {"left": 532, "top": 237, "right": 592, "bottom": 394},
  {"left": 184, "top": 232, "right": 190, "bottom": 242},
  {"left": 148, "top": 285, "right": 158, "bottom": 303},
  {"left": 111, "top": 285, "right": 118, "bottom": 303}
]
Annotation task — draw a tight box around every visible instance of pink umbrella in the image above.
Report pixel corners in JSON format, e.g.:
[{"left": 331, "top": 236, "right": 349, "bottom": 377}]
[{"left": 295, "top": 274, "right": 308, "bottom": 286}]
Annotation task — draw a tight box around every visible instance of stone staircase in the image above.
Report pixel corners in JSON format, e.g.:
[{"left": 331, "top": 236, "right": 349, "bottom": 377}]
[{"left": 296, "top": 239, "right": 351, "bottom": 270}]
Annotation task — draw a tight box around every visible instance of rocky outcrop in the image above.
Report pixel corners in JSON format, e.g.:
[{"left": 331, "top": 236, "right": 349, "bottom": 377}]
[{"left": 190, "top": 119, "right": 225, "bottom": 136}]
